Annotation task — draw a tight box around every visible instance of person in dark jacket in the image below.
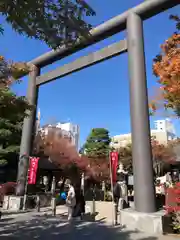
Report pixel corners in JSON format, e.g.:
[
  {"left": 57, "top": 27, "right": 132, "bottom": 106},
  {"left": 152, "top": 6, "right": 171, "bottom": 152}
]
[
  {"left": 79, "top": 190, "right": 85, "bottom": 215},
  {"left": 113, "top": 181, "right": 121, "bottom": 211},
  {"left": 73, "top": 189, "right": 85, "bottom": 219}
]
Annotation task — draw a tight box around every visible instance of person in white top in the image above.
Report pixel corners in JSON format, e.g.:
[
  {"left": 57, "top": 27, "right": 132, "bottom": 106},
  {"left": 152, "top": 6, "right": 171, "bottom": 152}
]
[{"left": 65, "top": 179, "right": 76, "bottom": 221}]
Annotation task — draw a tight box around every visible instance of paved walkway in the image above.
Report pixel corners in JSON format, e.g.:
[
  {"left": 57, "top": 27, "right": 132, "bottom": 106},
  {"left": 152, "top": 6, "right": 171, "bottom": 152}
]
[{"left": 0, "top": 205, "right": 178, "bottom": 239}]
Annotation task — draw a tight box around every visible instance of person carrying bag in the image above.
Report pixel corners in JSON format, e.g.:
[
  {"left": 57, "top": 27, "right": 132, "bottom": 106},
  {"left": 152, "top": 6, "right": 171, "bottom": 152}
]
[{"left": 65, "top": 179, "right": 76, "bottom": 221}]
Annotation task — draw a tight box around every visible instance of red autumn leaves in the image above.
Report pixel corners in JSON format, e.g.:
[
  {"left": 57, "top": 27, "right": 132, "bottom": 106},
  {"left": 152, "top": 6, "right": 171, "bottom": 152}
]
[
  {"left": 150, "top": 15, "right": 180, "bottom": 116},
  {"left": 34, "top": 126, "right": 110, "bottom": 180}
]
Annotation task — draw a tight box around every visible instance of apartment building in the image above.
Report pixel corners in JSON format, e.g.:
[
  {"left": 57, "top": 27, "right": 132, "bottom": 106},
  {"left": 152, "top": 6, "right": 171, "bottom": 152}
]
[{"left": 111, "top": 119, "right": 177, "bottom": 149}]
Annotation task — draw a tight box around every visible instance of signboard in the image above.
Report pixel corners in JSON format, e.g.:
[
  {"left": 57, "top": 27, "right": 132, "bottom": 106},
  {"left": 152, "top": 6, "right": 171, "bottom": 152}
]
[
  {"left": 128, "top": 175, "right": 134, "bottom": 186},
  {"left": 28, "top": 157, "right": 39, "bottom": 184},
  {"left": 110, "top": 152, "right": 118, "bottom": 183}
]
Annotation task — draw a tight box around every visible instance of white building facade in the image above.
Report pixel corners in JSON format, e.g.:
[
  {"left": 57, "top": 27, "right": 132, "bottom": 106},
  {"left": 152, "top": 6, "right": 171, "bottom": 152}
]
[
  {"left": 39, "top": 122, "right": 80, "bottom": 150},
  {"left": 55, "top": 122, "right": 79, "bottom": 150},
  {"left": 111, "top": 119, "right": 177, "bottom": 149}
]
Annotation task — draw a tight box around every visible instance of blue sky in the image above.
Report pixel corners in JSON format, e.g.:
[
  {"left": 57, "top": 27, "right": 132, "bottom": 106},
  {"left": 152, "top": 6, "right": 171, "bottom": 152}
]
[{"left": 0, "top": 0, "right": 180, "bottom": 147}]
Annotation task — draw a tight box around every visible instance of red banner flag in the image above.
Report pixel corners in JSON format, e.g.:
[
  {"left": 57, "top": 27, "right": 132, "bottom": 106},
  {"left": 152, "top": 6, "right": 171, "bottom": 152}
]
[
  {"left": 110, "top": 152, "right": 118, "bottom": 184},
  {"left": 28, "top": 157, "right": 39, "bottom": 185}
]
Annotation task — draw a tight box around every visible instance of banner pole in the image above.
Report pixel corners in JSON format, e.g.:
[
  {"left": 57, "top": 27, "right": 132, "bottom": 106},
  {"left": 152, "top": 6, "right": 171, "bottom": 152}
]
[
  {"left": 109, "top": 151, "right": 115, "bottom": 225},
  {"left": 23, "top": 156, "right": 30, "bottom": 210}
]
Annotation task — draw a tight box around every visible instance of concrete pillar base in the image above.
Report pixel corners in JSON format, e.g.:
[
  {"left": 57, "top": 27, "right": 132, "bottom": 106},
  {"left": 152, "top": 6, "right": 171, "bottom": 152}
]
[{"left": 120, "top": 208, "right": 166, "bottom": 234}]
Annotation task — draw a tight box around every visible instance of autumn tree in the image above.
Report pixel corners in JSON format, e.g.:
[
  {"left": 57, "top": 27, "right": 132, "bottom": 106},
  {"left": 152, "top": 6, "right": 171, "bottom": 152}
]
[
  {"left": 34, "top": 126, "right": 88, "bottom": 181},
  {"left": 151, "top": 140, "right": 173, "bottom": 177},
  {"left": 150, "top": 15, "right": 180, "bottom": 117},
  {"left": 83, "top": 156, "right": 110, "bottom": 182},
  {"left": 34, "top": 126, "right": 109, "bottom": 182},
  {"left": 152, "top": 138, "right": 180, "bottom": 176},
  {"left": 116, "top": 140, "right": 178, "bottom": 177},
  {"left": 80, "top": 128, "right": 111, "bottom": 182},
  {"left": 0, "top": 1, "right": 95, "bottom": 183}
]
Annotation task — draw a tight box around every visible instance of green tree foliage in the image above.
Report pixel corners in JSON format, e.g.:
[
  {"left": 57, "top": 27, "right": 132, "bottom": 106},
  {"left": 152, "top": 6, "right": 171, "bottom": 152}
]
[
  {"left": 0, "top": 0, "right": 95, "bottom": 182},
  {"left": 0, "top": 22, "right": 31, "bottom": 180},
  {"left": 0, "top": 57, "right": 31, "bottom": 169},
  {"left": 83, "top": 128, "right": 111, "bottom": 159},
  {"left": 0, "top": 0, "right": 96, "bottom": 48}
]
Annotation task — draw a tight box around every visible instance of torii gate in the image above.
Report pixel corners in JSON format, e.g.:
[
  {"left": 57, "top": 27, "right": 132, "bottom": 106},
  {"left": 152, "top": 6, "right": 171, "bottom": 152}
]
[{"left": 16, "top": 0, "right": 179, "bottom": 214}]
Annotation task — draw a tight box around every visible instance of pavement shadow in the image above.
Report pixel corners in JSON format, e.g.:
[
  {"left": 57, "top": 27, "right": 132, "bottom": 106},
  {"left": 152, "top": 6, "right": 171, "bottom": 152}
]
[
  {"left": 82, "top": 212, "right": 99, "bottom": 222},
  {"left": 1, "top": 210, "right": 32, "bottom": 216},
  {"left": 1, "top": 208, "right": 51, "bottom": 216},
  {"left": 0, "top": 213, "right": 161, "bottom": 240},
  {"left": 0, "top": 218, "right": 15, "bottom": 228},
  {"left": 0, "top": 218, "right": 14, "bottom": 222}
]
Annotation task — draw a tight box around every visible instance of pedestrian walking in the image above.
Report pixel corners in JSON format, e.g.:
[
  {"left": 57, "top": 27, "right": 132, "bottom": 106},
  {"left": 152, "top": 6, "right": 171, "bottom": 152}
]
[
  {"left": 73, "top": 189, "right": 85, "bottom": 219},
  {"left": 113, "top": 181, "right": 122, "bottom": 211},
  {"left": 65, "top": 179, "right": 76, "bottom": 221}
]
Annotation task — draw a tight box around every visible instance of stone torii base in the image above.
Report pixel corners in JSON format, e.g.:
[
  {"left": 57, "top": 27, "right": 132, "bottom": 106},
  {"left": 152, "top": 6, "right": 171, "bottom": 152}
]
[{"left": 120, "top": 208, "right": 166, "bottom": 234}]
